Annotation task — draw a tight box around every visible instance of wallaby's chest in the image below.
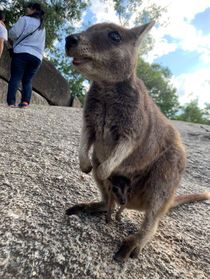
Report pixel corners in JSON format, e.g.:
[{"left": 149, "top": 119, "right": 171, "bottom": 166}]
[
  {"left": 86, "top": 94, "right": 121, "bottom": 143},
  {"left": 85, "top": 85, "right": 138, "bottom": 144}
]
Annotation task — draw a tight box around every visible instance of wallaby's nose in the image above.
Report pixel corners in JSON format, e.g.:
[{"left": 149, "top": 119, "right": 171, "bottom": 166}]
[
  {"left": 120, "top": 198, "right": 127, "bottom": 205},
  {"left": 65, "top": 35, "right": 79, "bottom": 50}
]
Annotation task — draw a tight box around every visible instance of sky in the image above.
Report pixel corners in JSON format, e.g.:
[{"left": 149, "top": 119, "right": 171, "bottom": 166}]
[{"left": 77, "top": 0, "right": 210, "bottom": 108}]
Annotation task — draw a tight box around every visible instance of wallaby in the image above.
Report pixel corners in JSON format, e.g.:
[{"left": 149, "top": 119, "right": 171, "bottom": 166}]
[
  {"left": 65, "top": 22, "right": 210, "bottom": 261},
  {"left": 106, "top": 175, "right": 131, "bottom": 223}
]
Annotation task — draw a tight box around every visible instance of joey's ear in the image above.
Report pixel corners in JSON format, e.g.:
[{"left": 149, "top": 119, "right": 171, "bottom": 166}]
[{"left": 131, "top": 21, "right": 155, "bottom": 45}]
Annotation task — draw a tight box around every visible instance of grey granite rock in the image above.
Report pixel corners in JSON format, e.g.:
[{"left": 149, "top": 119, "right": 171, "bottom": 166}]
[{"left": 0, "top": 105, "right": 209, "bottom": 279}]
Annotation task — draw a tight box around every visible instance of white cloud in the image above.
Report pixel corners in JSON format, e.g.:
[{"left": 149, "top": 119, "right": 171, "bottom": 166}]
[
  {"left": 146, "top": 0, "right": 210, "bottom": 63},
  {"left": 87, "top": 0, "right": 119, "bottom": 24},
  {"left": 171, "top": 68, "right": 210, "bottom": 107}
]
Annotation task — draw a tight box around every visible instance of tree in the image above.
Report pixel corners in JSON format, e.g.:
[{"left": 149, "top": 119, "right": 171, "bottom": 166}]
[
  {"left": 177, "top": 100, "right": 210, "bottom": 125},
  {"left": 1, "top": 0, "right": 88, "bottom": 49},
  {"left": 136, "top": 58, "right": 180, "bottom": 119},
  {"left": 203, "top": 103, "right": 210, "bottom": 122}
]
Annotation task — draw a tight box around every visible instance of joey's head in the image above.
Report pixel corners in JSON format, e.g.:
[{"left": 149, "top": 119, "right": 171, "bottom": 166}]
[
  {"left": 65, "top": 21, "right": 155, "bottom": 83},
  {"left": 109, "top": 175, "right": 131, "bottom": 205}
]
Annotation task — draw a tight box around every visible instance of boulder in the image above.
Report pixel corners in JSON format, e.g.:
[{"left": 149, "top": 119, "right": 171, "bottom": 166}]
[
  {"left": 72, "top": 96, "right": 82, "bottom": 108},
  {"left": 0, "top": 43, "right": 71, "bottom": 106}
]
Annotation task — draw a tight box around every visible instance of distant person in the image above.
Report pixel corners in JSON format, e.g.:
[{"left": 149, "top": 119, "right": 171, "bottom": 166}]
[
  {"left": 0, "top": 10, "right": 8, "bottom": 59},
  {"left": 7, "top": 2, "right": 46, "bottom": 108}
]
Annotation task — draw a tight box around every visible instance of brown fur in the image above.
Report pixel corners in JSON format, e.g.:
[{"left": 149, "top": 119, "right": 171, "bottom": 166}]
[{"left": 65, "top": 22, "right": 210, "bottom": 261}]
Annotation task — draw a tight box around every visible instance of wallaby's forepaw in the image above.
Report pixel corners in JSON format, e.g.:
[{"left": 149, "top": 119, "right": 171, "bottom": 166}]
[
  {"left": 79, "top": 157, "right": 92, "bottom": 174},
  {"left": 113, "top": 236, "right": 138, "bottom": 262},
  {"left": 129, "top": 247, "right": 140, "bottom": 259}
]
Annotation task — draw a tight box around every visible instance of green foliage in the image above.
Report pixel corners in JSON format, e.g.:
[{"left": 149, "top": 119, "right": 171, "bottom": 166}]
[
  {"left": 2, "top": 0, "right": 88, "bottom": 49},
  {"left": 136, "top": 58, "right": 180, "bottom": 119},
  {"left": 176, "top": 100, "right": 210, "bottom": 125}
]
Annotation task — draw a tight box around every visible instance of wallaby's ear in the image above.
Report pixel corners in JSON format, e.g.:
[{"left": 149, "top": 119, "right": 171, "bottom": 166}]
[{"left": 131, "top": 21, "right": 155, "bottom": 45}]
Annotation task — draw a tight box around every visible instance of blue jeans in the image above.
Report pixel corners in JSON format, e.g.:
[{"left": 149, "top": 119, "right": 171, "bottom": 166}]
[{"left": 7, "top": 53, "right": 41, "bottom": 105}]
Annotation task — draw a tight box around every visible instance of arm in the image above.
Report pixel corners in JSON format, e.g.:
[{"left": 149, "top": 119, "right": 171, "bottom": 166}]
[
  {"left": 9, "top": 17, "right": 26, "bottom": 42},
  {"left": 97, "top": 139, "right": 135, "bottom": 180}
]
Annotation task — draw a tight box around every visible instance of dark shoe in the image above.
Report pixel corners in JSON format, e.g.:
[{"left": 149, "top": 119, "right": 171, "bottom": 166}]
[{"left": 18, "top": 102, "right": 29, "bottom": 109}]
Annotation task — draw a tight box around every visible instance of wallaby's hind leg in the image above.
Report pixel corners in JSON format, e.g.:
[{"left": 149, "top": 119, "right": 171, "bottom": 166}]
[
  {"left": 114, "top": 156, "right": 178, "bottom": 260},
  {"left": 66, "top": 201, "right": 108, "bottom": 215},
  {"left": 114, "top": 197, "right": 174, "bottom": 261},
  {"left": 114, "top": 207, "right": 162, "bottom": 261}
]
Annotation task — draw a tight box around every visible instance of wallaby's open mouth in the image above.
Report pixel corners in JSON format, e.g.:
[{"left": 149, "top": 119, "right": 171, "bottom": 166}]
[{"left": 72, "top": 57, "right": 92, "bottom": 66}]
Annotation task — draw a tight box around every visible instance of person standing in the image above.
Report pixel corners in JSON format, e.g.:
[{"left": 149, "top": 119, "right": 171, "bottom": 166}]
[
  {"left": 7, "top": 2, "right": 46, "bottom": 108},
  {"left": 0, "top": 10, "right": 8, "bottom": 59}
]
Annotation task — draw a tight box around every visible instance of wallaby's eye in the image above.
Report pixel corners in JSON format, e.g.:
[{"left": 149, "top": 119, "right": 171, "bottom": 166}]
[{"left": 108, "top": 31, "right": 121, "bottom": 43}]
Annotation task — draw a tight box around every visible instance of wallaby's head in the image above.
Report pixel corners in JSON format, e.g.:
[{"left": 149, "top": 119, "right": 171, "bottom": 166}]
[
  {"left": 109, "top": 175, "right": 131, "bottom": 205},
  {"left": 65, "top": 22, "right": 155, "bottom": 82}
]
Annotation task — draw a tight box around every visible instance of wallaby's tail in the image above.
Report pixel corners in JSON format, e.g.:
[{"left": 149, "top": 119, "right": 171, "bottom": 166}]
[{"left": 171, "top": 192, "right": 210, "bottom": 208}]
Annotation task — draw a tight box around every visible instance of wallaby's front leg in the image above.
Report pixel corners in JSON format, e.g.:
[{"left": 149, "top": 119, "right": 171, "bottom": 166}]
[
  {"left": 97, "top": 140, "right": 134, "bottom": 180},
  {"left": 79, "top": 123, "right": 94, "bottom": 173}
]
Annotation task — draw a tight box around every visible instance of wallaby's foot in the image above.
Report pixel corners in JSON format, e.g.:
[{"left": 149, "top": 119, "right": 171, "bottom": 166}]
[
  {"left": 129, "top": 246, "right": 140, "bottom": 258},
  {"left": 66, "top": 202, "right": 107, "bottom": 216},
  {"left": 115, "top": 212, "right": 122, "bottom": 222},
  {"left": 80, "top": 162, "right": 92, "bottom": 174},
  {"left": 113, "top": 235, "right": 137, "bottom": 262}
]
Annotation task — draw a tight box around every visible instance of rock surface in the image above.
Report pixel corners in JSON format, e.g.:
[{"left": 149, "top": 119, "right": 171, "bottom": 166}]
[
  {"left": 0, "top": 105, "right": 209, "bottom": 279},
  {"left": 0, "top": 44, "right": 71, "bottom": 106}
]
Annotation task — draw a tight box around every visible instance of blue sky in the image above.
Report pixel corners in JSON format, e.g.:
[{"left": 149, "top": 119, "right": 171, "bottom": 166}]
[{"left": 77, "top": 0, "right": 210, "bottom": 108}]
